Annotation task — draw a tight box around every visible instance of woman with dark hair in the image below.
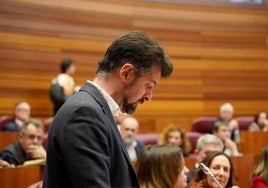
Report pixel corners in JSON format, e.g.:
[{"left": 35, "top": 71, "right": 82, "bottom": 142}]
[
  {"left": 136, "top": 144, "right": 188, "bottom": 188},
  {"left": 188, "top": 151, "right": 239, "bottom": 188},
  {"left": 250, "top": 146, "right": 268, "bottom": 188},
  {"left": 249, "top": 111, "right": 268, "bottom": 132}
]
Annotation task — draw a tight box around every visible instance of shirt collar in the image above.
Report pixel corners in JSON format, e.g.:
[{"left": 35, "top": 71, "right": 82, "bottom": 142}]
[{"left": 87, "top": 80, "right": 120, "bottom": 118}]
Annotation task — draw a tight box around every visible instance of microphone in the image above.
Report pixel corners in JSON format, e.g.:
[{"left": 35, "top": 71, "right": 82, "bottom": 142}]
[{"left": 199, "top": 163, "right": 223, "bottom": 188}]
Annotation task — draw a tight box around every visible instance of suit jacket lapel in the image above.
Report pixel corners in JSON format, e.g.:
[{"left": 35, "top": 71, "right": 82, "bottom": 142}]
[{"left": 79, "top": 82, "right": 133, "bottom": 164}]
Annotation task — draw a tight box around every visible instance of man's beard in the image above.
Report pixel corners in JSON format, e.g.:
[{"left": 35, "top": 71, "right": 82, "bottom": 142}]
[
  {"left": 121, "top": 78, "right": 140, "bottom": 114},
  {"left": 121, "top": 95, "right": 136, "bottom": 114},
  {"left": 123, "top": 135, "right": 134, "bottom": 146}
]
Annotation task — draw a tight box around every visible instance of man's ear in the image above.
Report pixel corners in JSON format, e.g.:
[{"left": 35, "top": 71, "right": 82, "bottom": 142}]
[{"left": 120, "top": 63, "right": 135, "bottom": 84}]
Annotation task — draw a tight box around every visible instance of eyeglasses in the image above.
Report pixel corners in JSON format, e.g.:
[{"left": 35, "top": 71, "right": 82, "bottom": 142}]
[{"left": 23, "top": 134, "right": 43, "bottom": 142}]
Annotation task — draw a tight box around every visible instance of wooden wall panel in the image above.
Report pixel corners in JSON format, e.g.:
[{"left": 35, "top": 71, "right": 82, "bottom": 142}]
[{"left": 0, "top": 0, "right": 267, "bottom": 132}]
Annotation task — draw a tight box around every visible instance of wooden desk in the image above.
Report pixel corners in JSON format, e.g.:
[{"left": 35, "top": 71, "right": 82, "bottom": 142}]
[
  {"left": 0, "top": 132, "right": 19, "bottom": 151},
  {"left": 184, "top": 153, "right": 257, "bottom": 188},
  {"left": 239, "top": 131, "right": 268, "bottom": 155},
  {"left": 0, "top": 165, "right": 44, "bottom": 188}
]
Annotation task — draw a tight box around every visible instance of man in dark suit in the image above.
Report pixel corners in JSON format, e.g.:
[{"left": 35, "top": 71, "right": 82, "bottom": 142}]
[
  {"left": 1, "top": 119, "right": 46, "bottom": 166},
  {"left": 3, "top": 101, "right": 31, "bottom": 132},
  {"left": 119, "top": 115, "right": 145, "bottom": 161},
  {"left": 43, "top": 31, "right": 173, "bottom": 188}
]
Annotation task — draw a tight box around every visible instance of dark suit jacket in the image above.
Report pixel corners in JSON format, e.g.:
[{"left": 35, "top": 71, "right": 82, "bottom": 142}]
[
  {"left": 43, "top": 81, "right": 139, "bottom": 188},
  {"left": 3, "top": 121, "right": 20, "bottom": 132},
  {"left": 134, "top": 140, "right": 144, "bottom": 157},
  {"left": 0, "top": 140, "right": 26, "bottom": 166},
  {"left": 187, "top": 165, "right": 198, "bottom": 184}
]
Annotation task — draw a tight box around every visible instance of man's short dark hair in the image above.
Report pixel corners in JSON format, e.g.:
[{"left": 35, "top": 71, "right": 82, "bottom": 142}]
[
  {"left": 61, "top": 58, "right": 73, "bottom": 73},
  {"left": 96, "top": 31, "right": 173, "bottom": 78},
  {"left": 212, "top": 120, "right": 228, "bottom": 133}
]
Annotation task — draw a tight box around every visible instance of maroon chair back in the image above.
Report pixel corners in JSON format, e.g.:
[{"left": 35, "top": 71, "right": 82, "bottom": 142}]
[
  {"left": 236, "top": 116, "right": 254, "bottom": 131},
  {"left": 0, "top": 115, "right": 15, "bottom": 131},
  {"left": 136, "top": 133, "right": 160, "bottom": 145},
  {"left": 43, "top": 117, "right": 54, "bottom": 132},
  {"left": 191, "top": 116, "right": 217, "bottom": 134},
  {"left": 186, "top": 132, "right": 203, "bottom": 154}
]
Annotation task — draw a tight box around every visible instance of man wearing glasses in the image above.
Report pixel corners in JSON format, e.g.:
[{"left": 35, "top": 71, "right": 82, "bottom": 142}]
[
  {"left": 0, "top": 118, "right": 46, "bottom": 166},
  {"left": 3, "top": 101, "right": 31, "bottom": 132}
]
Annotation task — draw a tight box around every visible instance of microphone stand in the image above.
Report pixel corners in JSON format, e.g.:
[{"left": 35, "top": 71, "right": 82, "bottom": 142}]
[{"left": 199, "top": 163, "right": 223, "bottom": 188}]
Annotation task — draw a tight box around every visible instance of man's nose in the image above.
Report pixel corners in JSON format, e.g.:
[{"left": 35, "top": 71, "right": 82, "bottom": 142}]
[{"left": 143, "top": 91, "right": 152, "bottom": 102}]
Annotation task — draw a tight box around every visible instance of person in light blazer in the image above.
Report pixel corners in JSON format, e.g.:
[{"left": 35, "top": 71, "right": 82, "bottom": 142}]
[{"left": 43, "top": 30, "right": 173, "bottom": 188}]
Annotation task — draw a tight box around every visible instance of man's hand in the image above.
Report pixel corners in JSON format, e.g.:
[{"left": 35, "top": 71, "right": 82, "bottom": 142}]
[
  {"left": 26, "top": 145, "right": 47, "bottom": 159},
  {"left": 0, "top": 159, "right": 10, "bottom": 168}
]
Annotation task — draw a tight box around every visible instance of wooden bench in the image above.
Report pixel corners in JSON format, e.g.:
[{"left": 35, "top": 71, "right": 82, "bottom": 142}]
[{"left": 0, "top": 165, "right": 44, "bottom": 188}]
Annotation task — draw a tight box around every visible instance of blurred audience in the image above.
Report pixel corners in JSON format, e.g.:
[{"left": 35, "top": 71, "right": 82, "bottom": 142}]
[
  {"left": 249, "top": 111, "right": 268, "bottom": 132},
  {"left": 250, "top": 146, "right": 268, "bottom": 188},
  {"left": 0, "top": 118, "right": 46, "bottom": 167},
  {"left": 211, "top": 103, "right": 240, "bottom": 143},
  {"left": 188, "top": 151, "right": 239, "bottom": 188},
  {"left": 187, "top": 134, "right": 224, "bottom": 183},
  {"left": 49, "top": 58, "right": 79, "bottom": 115},
  {"left": 212, "top": 121, "right": 240, "bottom": 156},
  {"left": 158, "top": 124, "right": 192, "bottom": 157},
  {"left": 3, "top": 101, "right": 31, "bottom": 132},
  {"left": 136, "top": 144, "right": 188, "bottom": 188},
  {"left": 119, "top": 116, "right": 144, "bottom": 161}
]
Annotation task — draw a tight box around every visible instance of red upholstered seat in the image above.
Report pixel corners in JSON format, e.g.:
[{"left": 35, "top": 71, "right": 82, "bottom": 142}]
[
  {"left": 236, "top": 116, "right": 254, "bottom": 131},
  {"left": 186, "top": 131, "right": 203, "bottom": 154},
  {"left": 191, "top": 116, "right": 217, "bottom": 134},
  {"left": 136, "top": 133, "right": 160, "bottom": 145},
  {"left": 0, "top": 115, "right": 15, "bottom": 131},
  {"left": 43, "top": 117, "right": 54, "bottom": 132}
]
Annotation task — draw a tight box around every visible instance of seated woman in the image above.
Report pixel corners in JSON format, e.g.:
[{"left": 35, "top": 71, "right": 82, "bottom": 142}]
[
  {"left": 158, "top": 124, "right": 192, "bottom": 156},
  {"left": 248, "top": 111, "right": 268, "bottom": 132},
  {"left": 136, "top": 144, "right": 188, "bottom": 188},
  {"left": 188, "top": 151, "right": 239, "bottom": 188},
  {"left": 250, "top": 146, "right": 268, "bottom": 188}
]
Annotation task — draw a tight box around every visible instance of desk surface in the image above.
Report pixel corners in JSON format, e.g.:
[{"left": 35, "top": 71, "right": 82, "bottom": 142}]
[{"left": 0, "top": 165, "right": 44, "bottom": 188}]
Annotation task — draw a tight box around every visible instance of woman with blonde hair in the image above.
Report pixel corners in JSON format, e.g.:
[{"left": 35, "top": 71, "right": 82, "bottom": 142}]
[
  {"left": 250, "top": 146, "right": 268, "bottom": 188},
  {"left": 158, "top": 124, "right": 192, "bottom": 156},
  {"left": 136, "top": 144, "right": 188, "bottom": 188}
]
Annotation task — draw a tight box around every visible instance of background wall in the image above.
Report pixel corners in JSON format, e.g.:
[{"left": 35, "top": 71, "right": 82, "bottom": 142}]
[{"left": 0, "top": 0, "right": 268, "bottom": 133}]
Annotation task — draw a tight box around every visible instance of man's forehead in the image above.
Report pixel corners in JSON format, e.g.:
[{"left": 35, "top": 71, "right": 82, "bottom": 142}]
[{"left": 202, "top": 144, "right": 222, "bottom": 151}]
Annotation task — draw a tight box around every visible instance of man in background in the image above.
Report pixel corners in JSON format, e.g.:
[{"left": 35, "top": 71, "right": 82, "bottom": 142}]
[
  {"left": 49, "top": 58, "right": 79, "bottom": 115},
  {"left": 211, "top": 102, "right": 240, "bottom": 142},
  {"left": 187, "top": 134, "right": 224, "bottom": 183},
  {"left": 119, "top": 116, "right": 144, "bottom": 161},
  {"left": 3, "top": 101, "right": 31, "bottom": 132},
  {"left": 0, "top": 118, "right": 46, "bottom": 166},
  {"left": 212, "top": 121, "right": 240, "bottom": 156}
]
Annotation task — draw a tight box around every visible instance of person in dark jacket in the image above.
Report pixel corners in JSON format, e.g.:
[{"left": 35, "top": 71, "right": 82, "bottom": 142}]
[
  {"left": 49, "top": 58, "right": 79, "bottom": 115},
  {"left": 3, "top": 101, "right": 31, "bottom": 132},
  {"left": 43, "top": 30, "right": 173, "bottom": 188},
  {"left": 0, "top": 119, "right": 46, "bottom": 166}
]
